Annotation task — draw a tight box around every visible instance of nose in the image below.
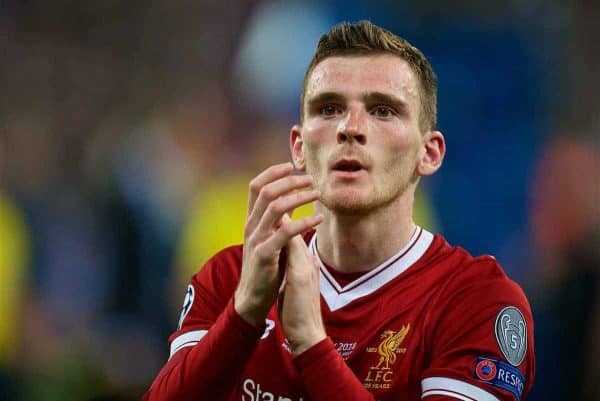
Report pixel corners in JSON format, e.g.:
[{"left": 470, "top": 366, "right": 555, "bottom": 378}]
[{"left": 337, "top": 105, "right": 367, "bottom": 145}]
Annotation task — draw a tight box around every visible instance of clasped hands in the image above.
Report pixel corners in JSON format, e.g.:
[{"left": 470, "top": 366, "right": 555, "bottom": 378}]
[{"left": 234, "top": 163, "right": 326, "bottom": 356}]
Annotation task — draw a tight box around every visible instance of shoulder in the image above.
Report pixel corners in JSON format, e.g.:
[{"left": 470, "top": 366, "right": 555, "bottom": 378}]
[
  {"left": 205, "top": 243, "right": 244, "bottom": 268},
  {"left": 431, "top": 234, "right": 525, "bottom": 299},
  {"left": 426, "top": 234, "right": 533, "bottom": 331},
  {"left": 423, "top": 234, "right": 532, "bottom": 336},
  {"left": 420, "top": 237, "right": 535, "bottom": 400},
  {"left": 189, "top": 244, "right": 244, "bottom": 290}
]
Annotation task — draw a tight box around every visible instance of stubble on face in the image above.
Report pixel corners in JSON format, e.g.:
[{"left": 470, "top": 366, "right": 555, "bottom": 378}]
[
  {"left": 303, "top": 143, "right": 420, "bottom": 216},
  {"left": 300, "top": 55, "right": 423, "bottom": 216}
]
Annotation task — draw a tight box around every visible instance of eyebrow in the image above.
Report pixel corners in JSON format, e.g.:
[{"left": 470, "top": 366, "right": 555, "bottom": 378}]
[
  {"left": 362, "top": 92, "right": 409, "bottom": 114},
  {"left": 306, "top": 92, "right": 346, "bottom": 111},
  {"left": 306, "top": 91, "right": 409, "bottom": 114}
]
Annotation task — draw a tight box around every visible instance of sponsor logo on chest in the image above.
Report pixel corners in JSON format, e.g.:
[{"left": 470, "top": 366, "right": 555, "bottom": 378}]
[
  {"left": 242, "top": 378, "right": 304, "bottom": 401},
  {"left": 363, "top": 324, "right": 410, "bottom": 389}
]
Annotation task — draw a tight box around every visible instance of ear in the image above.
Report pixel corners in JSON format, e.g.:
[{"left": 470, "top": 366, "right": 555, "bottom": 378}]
[
  {"left": 417, "top": 130, "right": 445, "bottom": 176},
  {"left": 290, "top": 124, "right": 306, "bottom": 171}
]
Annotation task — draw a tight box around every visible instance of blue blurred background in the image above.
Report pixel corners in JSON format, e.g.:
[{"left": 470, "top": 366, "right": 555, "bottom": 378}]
[{"left": 1, "top": 1, "right": 599, "bottom": 400}]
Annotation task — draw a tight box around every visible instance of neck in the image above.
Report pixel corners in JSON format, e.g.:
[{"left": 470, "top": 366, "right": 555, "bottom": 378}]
[{"left": 315, "top": 191, "right": 418, "bottom": 273}]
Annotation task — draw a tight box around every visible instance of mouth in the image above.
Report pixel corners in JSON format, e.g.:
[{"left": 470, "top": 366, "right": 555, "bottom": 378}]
[
  {"left": 331, "top": 159, "right": 367, "bottom": 178},
  {"left": 331, "top": 159, "right": 367, "bottom": 173}
]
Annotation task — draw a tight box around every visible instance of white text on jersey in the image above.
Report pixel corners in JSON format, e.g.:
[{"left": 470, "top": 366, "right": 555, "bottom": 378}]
[{"left": 242, "top": 378, "right": 304, "bottom": 401}]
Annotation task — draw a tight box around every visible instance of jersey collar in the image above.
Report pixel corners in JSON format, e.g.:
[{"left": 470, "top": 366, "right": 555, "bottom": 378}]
[{"left": 309, "top": 226, "right": 434, "bottom": 311}]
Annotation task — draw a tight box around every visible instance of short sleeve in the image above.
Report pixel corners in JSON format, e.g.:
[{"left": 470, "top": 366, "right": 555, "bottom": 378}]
[
  {"left": 167, "top": 245, "right": 243, "bottom": 357},
  {"left": 421, "top": 260, "right": 535, "bottom": 401}
]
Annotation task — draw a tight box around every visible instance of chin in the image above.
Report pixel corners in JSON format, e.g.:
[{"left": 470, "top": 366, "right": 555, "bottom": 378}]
[
  {"left": 321, "top": 190, "right": 378, "bottom": 216},
  {"left": 321, "top": 183, "right": 409, "bottom": 216}
]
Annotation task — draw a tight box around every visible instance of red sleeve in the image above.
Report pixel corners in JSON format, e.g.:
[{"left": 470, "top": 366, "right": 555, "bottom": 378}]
[
  {"left": 292, "top": 338, "right": 460, "bottom": 401},
  {"left": 422, "top": 258, "right": 535, "bottom": 401},
  {"left": 143, "top": 246, "right": 265, "bottom": 401},
  {"left": 423, "top": 398, "right": 461, "bottom": 401},
  {"left": 294, "top": 338, "right": 375, "bottom": 401}
]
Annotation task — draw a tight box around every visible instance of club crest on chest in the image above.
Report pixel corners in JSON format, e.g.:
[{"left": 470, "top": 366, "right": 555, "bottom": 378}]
[{"left": 363, "top": 324, "right": 410, "bottom": 389}]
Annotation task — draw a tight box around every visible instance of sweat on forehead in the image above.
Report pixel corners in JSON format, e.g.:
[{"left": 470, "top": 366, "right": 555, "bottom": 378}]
[
  {"left": 299, "top": 21, "right": 438, "bottom": 131},
  {"left": 302, "top": 55, "right": 421, "bottom": 117}
]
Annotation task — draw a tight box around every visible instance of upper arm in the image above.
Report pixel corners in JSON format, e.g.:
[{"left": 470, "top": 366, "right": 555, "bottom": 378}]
[
  {"left": 168, "top": 246, "right": 242, "bottom": 357},
  {"left": 421, "top": 265, "right": 535, "bottom": 401}
]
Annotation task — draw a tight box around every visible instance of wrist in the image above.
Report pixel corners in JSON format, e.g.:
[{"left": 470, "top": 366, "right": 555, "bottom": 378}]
[
  {"left": 233, "top": 291, "right": 270, "bottom": 328},
  {"left": 290, "top": 332, "right": 327, "bottom": 357}
]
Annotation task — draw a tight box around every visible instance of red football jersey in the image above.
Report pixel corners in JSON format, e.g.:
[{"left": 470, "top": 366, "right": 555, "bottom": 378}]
[{"left": 145, "top": 227, "right": 535, "bottom": 401}]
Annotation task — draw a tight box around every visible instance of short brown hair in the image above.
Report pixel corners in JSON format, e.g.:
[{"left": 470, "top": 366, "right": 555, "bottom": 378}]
[{"left": 300, "top": 20, "right": 437, "bottom": 132}]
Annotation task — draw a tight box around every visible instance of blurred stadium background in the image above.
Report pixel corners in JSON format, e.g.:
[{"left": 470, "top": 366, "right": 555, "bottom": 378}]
[{"left": 0, "top": 1, "right": 599, "bottom": 400}]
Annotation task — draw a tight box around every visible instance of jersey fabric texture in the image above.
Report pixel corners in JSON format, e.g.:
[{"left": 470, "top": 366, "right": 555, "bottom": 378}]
[{"left": 144, "top": 227, "right": 535, "bottom": 401}]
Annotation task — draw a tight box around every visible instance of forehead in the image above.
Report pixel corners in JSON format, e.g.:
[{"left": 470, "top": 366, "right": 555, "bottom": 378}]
[{"left": 305, "top": 54, "right": 420, "bottom": 105}]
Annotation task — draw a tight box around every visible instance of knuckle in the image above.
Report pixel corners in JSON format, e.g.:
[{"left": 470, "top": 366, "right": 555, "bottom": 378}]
[
  {"left": 244, "top": 233, "right": 257, "bottom": 248},
  {"left": 293, "top": 175, "right": 308, "bottom": 185},
  {"left": 243, "top": 222, "right": 253, "bottom": 238},
  {"left": 293, "top": 218, "right": 309, "bottom": 231},
  {"left": 294, "top": 191, "right": 307, "bottom": 202},
  {"left": 249, "top": 179, "right": 260, "bottom": 194},
  {"left": 260, "top": 186, "right": 275, "bottom": 201},
  {"left": 268, "top": 199, "right": 284, "bottom": 216},
  {"left": 253, "top": 243, "right": 271, "bottom": 263},
  {"left": 278, "top": 222, "right": 295, "bottom": 237},
  {"left": 251, "top": 241, "right": 263, "bottom": 257}
]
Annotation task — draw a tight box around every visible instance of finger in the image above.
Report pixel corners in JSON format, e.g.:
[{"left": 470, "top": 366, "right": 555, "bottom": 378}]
[
  {"left": 254, "top": 189, "right": 320, "bottom": 238},
  {"left": 286, "top": 229, "right": 306, "bottom": 250},
  {"left": 281, "top": 209, "right": 295, "bottom": 227},
  {"left": 277, "top": 276, "right": 287, "bottom": 323},
  {"left": 247, "top": 163, "right": 294, "bottom": 216},
  {"left": 255, "top": 214, "right": 323, "bottom": 260},
  {"left": 312, "top": 254, "right": 320, "bottom": 270},
  {"left": 246, "top": 174, "right": 314, "bottom": 234},
  {"left": 286, "top": 234, "right": 313, "bottom": 271}
]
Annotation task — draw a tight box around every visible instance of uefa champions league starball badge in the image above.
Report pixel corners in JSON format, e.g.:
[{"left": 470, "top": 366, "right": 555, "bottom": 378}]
[
  {"left": 494, "top": 306, "right": 527, "bottom": 366},
  {"left": 178, "top": 284, "right": 195, "bottom": 330}
]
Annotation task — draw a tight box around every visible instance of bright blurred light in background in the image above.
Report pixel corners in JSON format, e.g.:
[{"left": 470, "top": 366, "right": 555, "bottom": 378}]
[{"left": 234, "top": 1, "right": 333, "bottom": 116}]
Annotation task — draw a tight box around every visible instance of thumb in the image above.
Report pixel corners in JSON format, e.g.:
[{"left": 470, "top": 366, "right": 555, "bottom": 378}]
[
  {"left": 311, "top": 254, "right": 320, "bottom": 270},
  {"left": 287, "top": 233, "right": 306, "bottom": 257}
]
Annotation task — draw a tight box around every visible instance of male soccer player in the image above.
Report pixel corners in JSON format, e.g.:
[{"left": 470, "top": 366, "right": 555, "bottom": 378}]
[{"left": 144, "top": 20, "right": 534, "bottom": 401}]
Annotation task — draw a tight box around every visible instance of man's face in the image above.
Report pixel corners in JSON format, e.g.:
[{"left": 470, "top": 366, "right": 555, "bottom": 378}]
[{"left": 292, "top": 54, "right": 425, "bottom": 215}]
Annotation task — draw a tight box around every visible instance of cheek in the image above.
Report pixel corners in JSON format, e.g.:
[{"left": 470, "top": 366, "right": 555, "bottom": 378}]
[
  {"left": 301, "top": 128, "right": 329, "bottom": 163},
  {"left": 381, "top": 139, "right": 421, "bottom": 173},
  {"left": 302, "top": 123, "right": 330, "bottom": 145},
  {"left": 300, "top": 140, "right": 320, "bottom": 172}
]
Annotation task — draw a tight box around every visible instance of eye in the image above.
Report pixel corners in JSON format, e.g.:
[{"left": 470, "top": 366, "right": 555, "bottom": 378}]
[
  {"left": 320, "top": 104, "right": 341, "bottom": 117},
  {"left": 371, "top": 105, "right": 395, "bottom": 118}
]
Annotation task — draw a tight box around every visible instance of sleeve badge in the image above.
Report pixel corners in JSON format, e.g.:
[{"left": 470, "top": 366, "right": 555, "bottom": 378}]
[
  {"left": 177, "top": 284, "right": 195, "bottom": 330},
  {"left": 494, "top": 306, "right": 527, "bottom": 366}
]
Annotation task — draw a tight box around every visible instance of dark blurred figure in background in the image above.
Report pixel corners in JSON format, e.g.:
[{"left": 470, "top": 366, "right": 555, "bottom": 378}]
[
  {"left": 0, "top": 1, "right": 254, "bottom": 400},
  {"left": 526, "top": 0, "right": 600, "bottom": 399},
  {"left": 527, "top": 137, "right": 600, "bottom": 401}
]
